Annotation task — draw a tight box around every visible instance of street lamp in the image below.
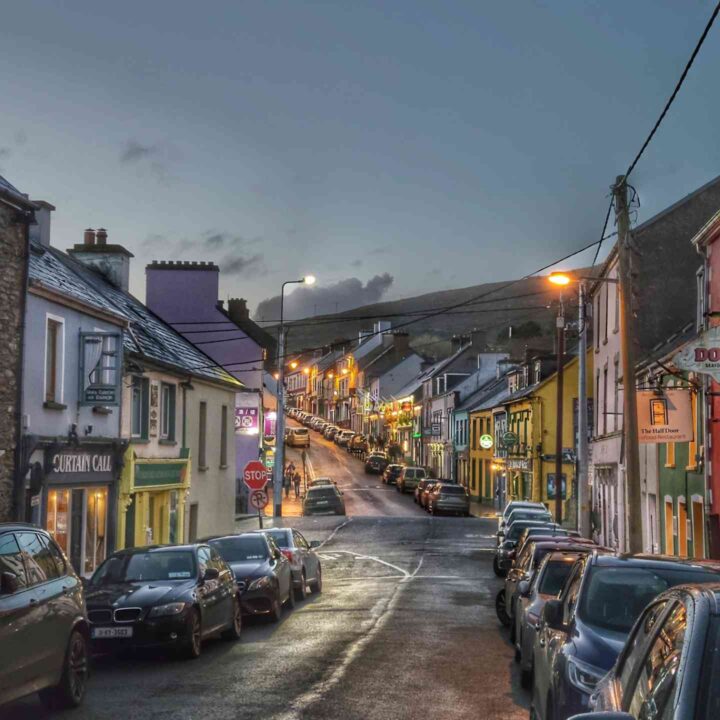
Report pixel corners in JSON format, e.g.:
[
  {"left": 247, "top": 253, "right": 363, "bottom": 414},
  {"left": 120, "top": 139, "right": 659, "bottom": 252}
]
[{"left": 272, "top": 274, "right": 317, "bottom": 517}]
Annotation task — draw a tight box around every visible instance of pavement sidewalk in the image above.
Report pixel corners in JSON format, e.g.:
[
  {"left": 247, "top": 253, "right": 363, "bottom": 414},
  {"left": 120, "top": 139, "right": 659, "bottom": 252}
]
[{"left": 469, "top": 500, "right": 500, "bottom": 519}]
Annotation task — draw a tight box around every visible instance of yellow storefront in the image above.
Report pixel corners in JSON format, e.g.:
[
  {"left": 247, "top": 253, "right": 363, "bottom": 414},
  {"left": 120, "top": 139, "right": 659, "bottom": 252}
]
[
  {"left": 469, "top": 409, "right": 496, "bottom": 502},
  {"left": 117, "top": 448, "right": 191, "bottom": 549}
]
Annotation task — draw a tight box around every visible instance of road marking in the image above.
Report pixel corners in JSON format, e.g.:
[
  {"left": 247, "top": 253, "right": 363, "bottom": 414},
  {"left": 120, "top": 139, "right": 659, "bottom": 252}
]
[{"left": 315, "top": 518, "right": 351, "bottom": 549}]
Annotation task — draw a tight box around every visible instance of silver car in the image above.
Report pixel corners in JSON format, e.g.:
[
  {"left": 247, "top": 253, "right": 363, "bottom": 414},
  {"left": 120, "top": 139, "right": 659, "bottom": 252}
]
[{"left": 262, "top": 528, "right": 323, "bottom": 600}]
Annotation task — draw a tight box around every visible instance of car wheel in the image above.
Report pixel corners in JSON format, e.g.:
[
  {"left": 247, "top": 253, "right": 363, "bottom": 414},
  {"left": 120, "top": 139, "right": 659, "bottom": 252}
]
[
  {"left": 295, "top": 570, "right": 309, "bottom": 601},
  {"left": 269, "top": 593, "right": 283, "bottom": 623},
  {"left": 222, "top": 596, "right": 242, "bottom": 641},
  {"left": 492, "top": 556, "right": 505, "bottom": 577},
  {"left": 39, "top": 628, "right": 89, "bottom": 709},
  {"left": 310, "top": 564, "right": 323, "bottom": 594},
  {"left": 182, "top": 609, "right": 202, "bottom": 659},
  {"left": 520, "top": 665, "right": 533, "bottom": 690},
  {"left": 495, "top": 589, "right": 511, "bottom": 627},
  {"left": 286, "top": 580, "right": 296, "bottom": 609}
]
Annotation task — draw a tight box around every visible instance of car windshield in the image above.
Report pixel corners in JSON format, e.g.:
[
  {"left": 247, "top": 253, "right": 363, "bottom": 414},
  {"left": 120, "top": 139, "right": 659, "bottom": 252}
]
[
  {"left": 308, "top": 487, "right": 338, "bottom": 499},
  {"left": 579, "top": 566, "right": 720, "bottom": 633},
  {"left": 507, "top": 522, "right": 551, "bottom": 540},
  {"left": 538, "top": 561, "right": 574, "bottom": 596},
  {"left": 210, "top": 536, "right": 269, "bottom": 562},
  {"left": 293, "top": 429, "right": 308, "bottom": 435},
  {"left": 264, "top": 529, "right": 291, "bottom": 548},
  {"left": 91, "top": 550, "right": 197, "bottom": 584},
  {"left": 440, "top": 486, "right": 466, "bottom": 495},
  {"left": 508, "top": 510, "right": 551, "bottom": 523}
]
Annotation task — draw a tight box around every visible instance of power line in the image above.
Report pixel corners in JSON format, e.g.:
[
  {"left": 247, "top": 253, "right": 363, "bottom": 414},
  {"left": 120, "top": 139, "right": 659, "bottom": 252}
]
[
  {"left": 592, "top": 196, "right": 616, "bottom": 267},
  {"left": 624, "top": 0, "right": 720, "bottom": 180}
]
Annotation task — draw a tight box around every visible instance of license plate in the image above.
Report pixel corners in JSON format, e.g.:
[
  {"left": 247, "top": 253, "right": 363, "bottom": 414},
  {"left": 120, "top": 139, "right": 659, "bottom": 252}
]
[
  {"left": 316, "top": 500, "right": 329, "bottom": 505},
  {"left": 91, "top": 626, "right": 134, "bottom": 639}
]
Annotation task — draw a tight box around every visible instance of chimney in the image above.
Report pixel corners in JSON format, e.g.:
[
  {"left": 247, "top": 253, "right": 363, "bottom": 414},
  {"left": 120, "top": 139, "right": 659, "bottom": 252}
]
[
  {"left": 470, "top": 328, "right": 487, "bottom": 349},
  {"left": 28, "top": 200, "right": 56, "bottom": 248},
  {"left": 228, "top": 298, "right": 250, "bottom": 323},
  {"left": 392, "top": 332, "right": 410, "bottom": 356},
  {"left": 68, "top": 228, "right": 134, "bottom": 292}
]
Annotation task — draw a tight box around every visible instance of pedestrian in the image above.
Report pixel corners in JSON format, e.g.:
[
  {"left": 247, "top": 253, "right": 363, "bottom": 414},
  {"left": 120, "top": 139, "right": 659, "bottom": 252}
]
[
  {"left": 283, "top": 472, "right": 291, "bottom": 499},
  {"left": 293, "top": 470, "right": 302, "bottom": 499}
]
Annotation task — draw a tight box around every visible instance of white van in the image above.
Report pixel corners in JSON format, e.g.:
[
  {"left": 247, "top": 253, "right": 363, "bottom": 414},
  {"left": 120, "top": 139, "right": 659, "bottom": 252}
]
[{"left": 286, "top": 427, "right": 310, "bottom": 448}]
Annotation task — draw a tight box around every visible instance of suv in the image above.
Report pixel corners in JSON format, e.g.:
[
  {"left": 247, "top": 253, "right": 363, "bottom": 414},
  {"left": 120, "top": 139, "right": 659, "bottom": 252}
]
[
  {"left": 286, "top": 427, "right": 310, "bottom": 447},
  {"left": 335, "top": 430, "right": 355, "bottom": 447},
  {"left": 0, "top": 523, "right": 89, "bottom": 709},
  {"left": 396, "top": 467, "right": 427, "bottom": 494}
]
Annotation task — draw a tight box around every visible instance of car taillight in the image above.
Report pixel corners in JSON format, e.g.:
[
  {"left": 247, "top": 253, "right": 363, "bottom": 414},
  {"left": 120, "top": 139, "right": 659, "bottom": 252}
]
[{"left": 281, "top": 549, "right": 295, "bottom": 562}]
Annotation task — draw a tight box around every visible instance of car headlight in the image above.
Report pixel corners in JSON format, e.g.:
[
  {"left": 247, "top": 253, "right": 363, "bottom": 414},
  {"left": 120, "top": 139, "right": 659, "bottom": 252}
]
[
  {"left": 148, "top": 602, "right": 188, "bottom": 618},
  {"left": 566, "top": 655, "right": 606, "bottom": 694},
  {"left": 247, "top": 576, "right": 273, "bottom": 592}
]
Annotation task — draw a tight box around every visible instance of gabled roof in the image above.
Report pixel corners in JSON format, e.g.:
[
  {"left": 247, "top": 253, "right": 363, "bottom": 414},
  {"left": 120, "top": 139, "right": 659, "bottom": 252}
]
[
  {"left": 316, "top": 349, "right": 343, "bottom": 372},
  {"left": 28, "top": 243, "right": 242, "bottom": 388},
  {"left": 456, "top": 375, "right": 511, "bottom": 413},
  {"left": 0, "top": 174, "right": 37, "bottom": 210}
]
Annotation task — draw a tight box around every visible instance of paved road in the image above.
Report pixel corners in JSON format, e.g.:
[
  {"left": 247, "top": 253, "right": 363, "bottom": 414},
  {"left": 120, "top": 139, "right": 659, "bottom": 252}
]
[
  {"left": 5, "top": 515, "right": 529, "bottom": 720},
  {"left": 284, "top": 423, "right": 427, "bottom": 517}
]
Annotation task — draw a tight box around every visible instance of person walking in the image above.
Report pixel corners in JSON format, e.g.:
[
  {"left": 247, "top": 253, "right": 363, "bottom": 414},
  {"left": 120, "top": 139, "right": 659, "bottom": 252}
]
[
  {"left": 283, "top": 472, "right": 291, "bottom": 499},
  {"left": 293, "top": 470, "right": 302, "bottom": 499}
]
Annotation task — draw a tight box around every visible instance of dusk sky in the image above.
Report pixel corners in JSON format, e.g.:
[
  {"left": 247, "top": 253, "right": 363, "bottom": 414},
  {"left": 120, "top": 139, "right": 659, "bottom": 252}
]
[{"left": 2, "top": 1, "right": 719, "bottom": 320}]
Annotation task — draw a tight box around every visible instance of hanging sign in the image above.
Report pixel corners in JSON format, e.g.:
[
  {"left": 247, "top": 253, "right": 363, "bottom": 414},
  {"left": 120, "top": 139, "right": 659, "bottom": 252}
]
[
  {"left": 673, "top": 326, "right": 720, "bottom": 382},
  {"left": 479, "top": 434, "right": 494, "bottom": 449},
  {"left": 636, "top": 389, "right": 693, "bottom": 444}
]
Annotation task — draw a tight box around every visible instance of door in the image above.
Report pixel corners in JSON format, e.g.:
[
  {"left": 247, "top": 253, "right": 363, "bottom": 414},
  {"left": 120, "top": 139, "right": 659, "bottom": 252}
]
[
  {"left": 295, "top": 531, "right": 318, "bottom": 582},
  {"left": 692, "top": 500, "right": 705, "bottom": 558},
  {"left": 196, "top": 546, "right": 221, "bottom": 631},
  {"left": 209, "top": 547, "right": 234, "bottom": 626},
  {"left": 188, "top": 504, "right": 199, "bottom": 543},
  {"left": 678, "top": 501, "right": 688, "bottom": 557},
  {"left": 0, "top": 533, "right": 35, "bottom": 702},
  {"left": 70, "top": 489, "right": 84, "bottom": 572},
  {"left": 664, "top": 501, "right": 675, "bottom": 555},
  {"left": 15, "top": 531, "right": 68, "bottom": 687}
]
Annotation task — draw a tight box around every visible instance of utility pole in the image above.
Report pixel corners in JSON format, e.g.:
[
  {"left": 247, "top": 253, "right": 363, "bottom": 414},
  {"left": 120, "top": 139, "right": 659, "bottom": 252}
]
[
  {"left": 273, "top": 325, "right": 286, "bottom": 517},
  {"left": 577, "top": 281, "right": 589, "bottom": 536},
  {"left": 615, "top": 175, "right": 643, "bottom": 554},
  {"left": 554, "top": 303, "right": 565, "bottom": 524}
]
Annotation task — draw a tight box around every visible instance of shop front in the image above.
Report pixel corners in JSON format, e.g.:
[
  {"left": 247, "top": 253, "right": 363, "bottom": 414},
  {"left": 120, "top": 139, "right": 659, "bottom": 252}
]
[
  {"left": 42, "top": 442, "right": 124, "bottom": 576},
  {"left": 118, "top": 448, "right": 191, "bottom": 550},
  {"left": 506, "top": 457, "right": 533, "bottom": 501}
]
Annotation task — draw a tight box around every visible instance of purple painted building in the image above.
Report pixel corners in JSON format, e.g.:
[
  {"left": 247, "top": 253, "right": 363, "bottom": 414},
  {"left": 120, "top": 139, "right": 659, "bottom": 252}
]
[{"left": 145, "top": 261, "right": 276, "bottom": 511}]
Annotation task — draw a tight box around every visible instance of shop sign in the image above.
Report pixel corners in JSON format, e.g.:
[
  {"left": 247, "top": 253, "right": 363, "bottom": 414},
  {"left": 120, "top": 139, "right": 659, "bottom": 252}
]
[
  {"left": 502, "top": 431, "right": 518, "bottom": 447},
  {"left": 135, "top": 462, "right": 188, "bottom": 488},
  {"left": 507, "top": 458, "right": 532, "bottom": 471},
  {"left": 235, "top": 407, "right": 259, "bottom": 435},
  {"left": 546, "top": 473, "right": 567, "bottom": 500},
  {"left": 47, "top": 447, "right": 115, "bottom": 484},
  {"left": 479, "top": 434, "right": 494, "bottom": 450},
  {"left": 431, "top": 423, "right": 441, "bottom": 435},
  {"left": 78, "top": 332, "right": 122, "bottom": 406},
  {"left": 637, "top": 389, "right": 693, "bottom": 444},
  {"left": 674, "top": 326, "right": 720, "bottom": 381}
]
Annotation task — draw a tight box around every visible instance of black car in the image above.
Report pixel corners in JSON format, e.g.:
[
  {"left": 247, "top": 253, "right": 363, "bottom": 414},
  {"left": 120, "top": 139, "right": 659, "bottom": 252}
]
[
  {"left": 208, "top": 533, "right": 294, "bottom": 622},
  {"left": 494, "top": 519, "right": 560, "bottom": 576},
  {"left": 532, "top": 553, "right": 720, "bottom": 720},
  {"left": 0, "top": 523, "right": 89, "bottom": 709},
  {"left": 262, "top": 528, "right": 323, "bottom": 600},
  {"left": 575, "top": 583, "right": 720, "bottom": 720},
  {"left": 383, "top": 464, "right": 404, "bottom": 485},
  {"left": 365, "top": 453, "right": 389, "bottom": 474},
  {"left": 303, "top": 485, "right": 346, "bottom": 515},
  {"left": 86, "top": 544, "right": 241, "bottom": 659}
]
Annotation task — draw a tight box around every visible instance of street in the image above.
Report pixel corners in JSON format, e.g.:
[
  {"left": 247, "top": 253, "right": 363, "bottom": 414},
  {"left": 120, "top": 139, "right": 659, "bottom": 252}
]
[{"left": 5, "top": 470, "right": 528, "bottom": 720}]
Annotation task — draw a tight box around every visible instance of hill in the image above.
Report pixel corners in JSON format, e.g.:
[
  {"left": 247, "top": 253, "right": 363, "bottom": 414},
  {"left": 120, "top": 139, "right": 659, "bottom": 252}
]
[{"left": 272, "top": 270, "right": 590, "bottom": 359}]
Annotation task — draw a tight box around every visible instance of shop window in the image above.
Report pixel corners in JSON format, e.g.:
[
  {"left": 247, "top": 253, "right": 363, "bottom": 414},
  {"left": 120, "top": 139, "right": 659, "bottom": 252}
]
[
  {"left": 131, "top": 377, "right": 149, "bottom": 439},
  {"left": 665, "top": 442, "right": 676, "bottom": 468},
  {"left": 160, "top": 383, "right": 176, "bottom": 441},
  {"left": 220, "top": 405, "right": 228, "bottom": 467},
  {"left": 44, "top": 316, "right": 64, "bottom": 404},
  {"left": 198, "top": 401, "right": 208, "bottom": 469}
]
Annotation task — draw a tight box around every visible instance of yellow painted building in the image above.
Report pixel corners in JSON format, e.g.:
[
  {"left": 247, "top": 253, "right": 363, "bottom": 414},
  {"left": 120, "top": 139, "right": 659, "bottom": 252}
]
[
  {"left": 502, "top": 351, "right": 593, "bottom": 522},
  {"left": 468, "top": 408, "right": 496, "bottom": 502}
]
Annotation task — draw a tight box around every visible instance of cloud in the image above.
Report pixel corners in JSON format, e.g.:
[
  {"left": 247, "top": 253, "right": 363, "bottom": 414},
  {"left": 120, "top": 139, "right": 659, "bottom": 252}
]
[
  {"left": 254, "top": 273, "right": 394, "bottom": 321},
  {"left": 368, "top": 247, "right": 389, "bottom": 256},
  {"left": 119, "top": 139, "right": 178, "bottom": 183},
  {"left": 222, "top": 253, "right": 266, "bottom": 278},
  {"left": 350, "top": 259, "right": 363, "bottom": 268}
]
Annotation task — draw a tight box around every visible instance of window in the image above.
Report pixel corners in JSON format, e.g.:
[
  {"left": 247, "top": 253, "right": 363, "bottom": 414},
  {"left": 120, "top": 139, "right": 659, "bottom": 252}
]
[
  {"left": 627, "top": 603, "right": 687, "bottom": 718},
  {"left": 0, "top": 533, "right": 27, "bottom": 591},
  {"left": 131, "top": 377, "right": 149, "bottom": 439},
  {"left": 614, "top": 355, "right": 620, "bottom": 431},
  {"left": 160, "top": 383, "right": 176, "bottom": 441},
  {"left": 17, "top": 531, "right": 61, "bottom": 585},
  {"left": 665, "top": 441, "right": 676, "bottom": 468},
  {"left": 197, "top": 547, "right": 211, "bottom": 577},
  {"left": 562, "top": 564, "right": 584, "bottom": 624},
  {"left": 198, "top": 401, "right": 208, "bottom": 469},
  {"left": 41, "top": 535, "right": 67, "bottom": 577},
  {"left": 220, "top": 405, "right": 228, "bottom": 467},
  {"left": 44, "top": 316, "right": 64, "bottom": 404},
  {"left": 697, "top": 267, "right": 705, "bottom": 331},
  {"left": 613, "top": 280, "right": 620, "bottom": 333},
  {"left": 603, "top": 366, "right": 608, "bottom": 435},
  {"left": 594, "top": 294, "right": 600, "bottom": 351},
  {"left": 595, "top": 370, "right": 601, "bottom": 435},
  {"left": 603, "top": 283, "right": 609, "bottom": 343},
  {"left": 688, "top": 391, "right": 697, "bottom": 470}
]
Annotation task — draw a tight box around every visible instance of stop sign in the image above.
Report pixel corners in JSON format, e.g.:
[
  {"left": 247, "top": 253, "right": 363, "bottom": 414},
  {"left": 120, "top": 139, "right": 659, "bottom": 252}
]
[{"left": 243, "top": 461, "right": 269, "bottom": 491}]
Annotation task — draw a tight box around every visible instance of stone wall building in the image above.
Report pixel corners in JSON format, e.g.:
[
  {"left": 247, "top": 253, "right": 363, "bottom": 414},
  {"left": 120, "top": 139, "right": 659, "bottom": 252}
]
[{"left": 0, "top": 176, "right": 35, "bottom": 522}]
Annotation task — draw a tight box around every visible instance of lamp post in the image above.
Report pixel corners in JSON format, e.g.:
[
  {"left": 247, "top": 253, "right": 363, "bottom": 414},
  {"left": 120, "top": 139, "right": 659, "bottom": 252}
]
[{"left": 272, "top": 275, "right": 316, "bottom": 517}]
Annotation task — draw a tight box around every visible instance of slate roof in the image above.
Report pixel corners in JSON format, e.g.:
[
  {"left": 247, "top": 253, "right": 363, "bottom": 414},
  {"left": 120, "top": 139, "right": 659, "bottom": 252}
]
[
  {"left": 0, "top": 174, "right": 36, "bottom": 209},
  {"left": 28, "top": 242, "right": 242, "bottom": 388},
  {"left": 316, "top": 350, "right": 343, "bottom": 372},
  {"left": 455, "top": 376, "right": 511, "bottom": 413}
]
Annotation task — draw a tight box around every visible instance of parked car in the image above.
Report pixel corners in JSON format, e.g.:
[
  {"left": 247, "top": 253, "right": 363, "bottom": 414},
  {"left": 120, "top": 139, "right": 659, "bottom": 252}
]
[
  {"left": 0, "top": 523, "right": 89, "bottom": 709},
  {"left": 427, "top": 483, "right": 471, "bottom": 516},
  {"left": 286, "top": 427, "right": 311, "bottom": 447},
  {"left": 207, "top": 533, "right": 293, "bottom": 623},
  {"left": 420, "top": 480, "right": 440, "bottom": 509},
  {"left": 335, "top": 430, "right": 355, "bottom": 446},
  {"left": 494, "top": 519, "right": 560, "bottom": 576},
  {"left": 382, "top": 464, "right": 404, "bottom": 485},
  {"left": 396, "top": 467, "right": 427, "bottom": 494},
  {"left": 498, "top": 500, "right": 547, "bottom": 528},
  {"left": 350, "top": 434, "right": 370, "bottom": 455},
  {"left": 365, "top": 453, "right": 389, "bottom": 474},
  {"left": 324, "top": 425, "right": 339, "bottom": 440},
  {"left": 303, "top": 485, "right": 346, "bottom": 515},
  {"left": 576, "top": 583, "right": 720, "bottom": 720},
  {"left": 532, "top": 553, "right": 720, "bottom": 720},
  {"left": 261, "top": 528, "right": 323, "bottom": 600},
  {"left": 500, "top": 507, "right": 553, "bottom": 534},
  {"left": 309, "top": 476, "right": 337, "bottom": 487},
  {"left": 414, "top": 478, "right": 435, "bottom": 504},
  {"left": 514, "top": 550, "right": 590, "bottom": 689},
  {"left": 86, "top": 543, "right": 242, "bottom": 659}
]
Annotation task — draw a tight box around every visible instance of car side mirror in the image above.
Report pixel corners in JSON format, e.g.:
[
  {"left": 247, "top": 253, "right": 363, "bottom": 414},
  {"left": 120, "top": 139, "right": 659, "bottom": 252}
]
[
  {"left": 0, "top": 571, "right": 20, "bottom": 594},
  {"left": 518, "top": 580, "right": 531, "bottom": 597},
  {"left": 203, "top": 567, "right": 220, "bottom": 582},
  {"left": 567, "top": 714, "right": 634, "bottom": 720},
  {"left": 309, "top": 540, "right": 321, "bottom": 548},
  {"left": 542, "top": 598, "right": 565, "bottom": 631}
]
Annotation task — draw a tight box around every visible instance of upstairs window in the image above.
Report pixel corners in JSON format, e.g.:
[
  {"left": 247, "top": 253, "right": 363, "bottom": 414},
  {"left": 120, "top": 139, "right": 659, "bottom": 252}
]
[
  {"left": 131, "top": 377, "right": 149, "bottom": 439},
  {"left": 198, "top": 401, "right": 208, "bottom": 469},
  {"left": 160, "top": 383, "right": 176, "bottom": 441},
  {"left": 220, "top": 405, "right": 228, "bottom": 467},
  {"left": 44, "top": 316, "right": 64, "bottom": 405}
]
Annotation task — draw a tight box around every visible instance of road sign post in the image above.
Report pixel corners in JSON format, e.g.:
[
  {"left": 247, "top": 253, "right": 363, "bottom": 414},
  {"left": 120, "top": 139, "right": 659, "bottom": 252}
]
[{"left": 244, "top": 461, "right": 269, "bottom": 529}]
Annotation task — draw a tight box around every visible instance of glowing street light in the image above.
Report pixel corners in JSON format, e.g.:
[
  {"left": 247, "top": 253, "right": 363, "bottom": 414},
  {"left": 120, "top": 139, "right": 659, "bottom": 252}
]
[
  {"left": 341, "top": 367, "right": 349, "bottom": 375},
  {"left": 304, "top": 275, "right": 316, "bottom": 286},
  {"left": 290, "top": 361, "right": 298, "bottom": 369},
  {"left": 548, "top": 271, "right": 572, "bottom": 286},
  {"left": 303, "top": 367, "right": 310, "bottom": 375}
]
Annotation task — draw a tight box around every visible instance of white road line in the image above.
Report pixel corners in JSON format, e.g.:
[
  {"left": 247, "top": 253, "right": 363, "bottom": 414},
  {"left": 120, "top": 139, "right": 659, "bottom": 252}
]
[{"left": 315, "top": 518, "right": 351, "bottom": 549}]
